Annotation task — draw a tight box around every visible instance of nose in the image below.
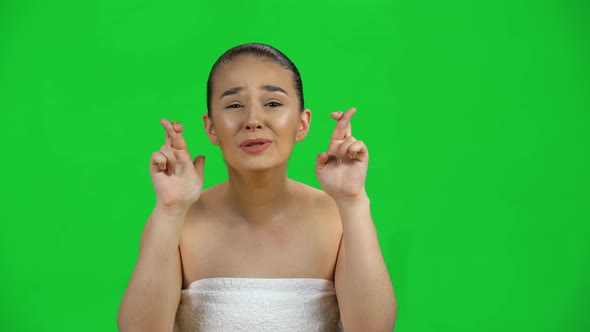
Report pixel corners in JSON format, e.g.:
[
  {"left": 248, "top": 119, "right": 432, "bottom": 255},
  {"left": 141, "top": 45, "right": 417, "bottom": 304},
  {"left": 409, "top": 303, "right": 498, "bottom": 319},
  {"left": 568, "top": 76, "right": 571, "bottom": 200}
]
[
  {"left": 245, "top": 121, "right": 263, "bottom": 131},
  {"left": 244, "top": 105, "right": 263, "bottom": 131}
]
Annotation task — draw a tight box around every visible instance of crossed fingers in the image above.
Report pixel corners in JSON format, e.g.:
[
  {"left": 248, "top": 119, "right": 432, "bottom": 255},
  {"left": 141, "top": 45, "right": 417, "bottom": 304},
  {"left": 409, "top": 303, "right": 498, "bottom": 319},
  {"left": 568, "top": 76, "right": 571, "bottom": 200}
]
[
  {"left": 156, "top": 119, "right": 188, "bottom": 175},
  {"left": 327, "top": 108, "right": 368, "bottom": 163},
  {"left": 328, "top": 108, "right": 356, "bottom": 156},
  {"left": 160, "top": 119, "right": 187, "bottom": 150}
]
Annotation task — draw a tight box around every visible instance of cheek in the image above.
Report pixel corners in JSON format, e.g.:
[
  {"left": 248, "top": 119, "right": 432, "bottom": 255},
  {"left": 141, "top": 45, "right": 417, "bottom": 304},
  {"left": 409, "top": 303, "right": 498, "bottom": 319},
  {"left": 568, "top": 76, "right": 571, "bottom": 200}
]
[
  {"left": 215, "top": 117, "right": 241, "bottom": 139},
  {"left": 273, "top": 113, "right": 300, "bottom": 136}
]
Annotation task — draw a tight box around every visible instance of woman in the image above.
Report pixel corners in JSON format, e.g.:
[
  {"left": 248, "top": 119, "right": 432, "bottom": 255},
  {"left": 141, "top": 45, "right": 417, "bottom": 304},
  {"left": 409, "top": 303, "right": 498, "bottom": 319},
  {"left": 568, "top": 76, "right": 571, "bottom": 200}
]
[{"left": 118, "top": 43, "right": 396, "bottom": 331}]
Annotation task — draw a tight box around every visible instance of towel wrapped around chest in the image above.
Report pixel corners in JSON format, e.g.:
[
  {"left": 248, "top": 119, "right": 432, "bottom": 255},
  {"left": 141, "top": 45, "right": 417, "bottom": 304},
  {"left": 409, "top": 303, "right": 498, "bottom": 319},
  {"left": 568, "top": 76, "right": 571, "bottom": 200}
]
[{"left": 173, "top": 277, "right": 344, "bottom": 332}]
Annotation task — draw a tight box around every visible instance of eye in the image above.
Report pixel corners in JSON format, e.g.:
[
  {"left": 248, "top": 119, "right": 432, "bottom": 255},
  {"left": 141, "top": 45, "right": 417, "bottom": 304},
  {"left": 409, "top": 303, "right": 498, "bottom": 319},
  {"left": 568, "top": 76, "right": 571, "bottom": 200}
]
[
  {"left": 226, "top": 103, "right": 243, "bottom": 109},
  {"left": 265, "top": 101, "right": 283, "bottom": 108}
]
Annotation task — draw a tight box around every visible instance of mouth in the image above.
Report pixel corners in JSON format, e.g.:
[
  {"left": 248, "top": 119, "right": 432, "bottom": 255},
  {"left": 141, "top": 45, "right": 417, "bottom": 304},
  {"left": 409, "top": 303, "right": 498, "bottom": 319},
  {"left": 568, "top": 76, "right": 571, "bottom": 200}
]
[
  {"left": 245, "top": 142, "right": 265, "bottom": 147},
  {"left": 240, "top": 138, "right": 273, "bottom": 153},
  {"left": 240, "top": 138, "right": 273, "bottom": 147}
]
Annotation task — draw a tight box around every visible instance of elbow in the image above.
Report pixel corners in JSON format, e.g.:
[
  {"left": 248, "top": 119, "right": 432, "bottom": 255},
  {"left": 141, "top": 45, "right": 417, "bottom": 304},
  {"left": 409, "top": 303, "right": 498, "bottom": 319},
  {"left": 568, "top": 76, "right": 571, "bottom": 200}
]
[
  {"left": 343, "top": 320, "right": 395, "bottom": 332},
  {"left": 117, "top": 316, "right": 162, "bottom": 332},
  {"left": 117, "top": 309, "right": 174, "bottom": 332},
  {"left": 117, "top": 294, "right": 134, "bottom": 332},
  {"left": 388, "top": 300, "right": 398, "bottom": 330},
  {"left": 379, "top": 285, "right": 398, "bottom": 331},
  {"left": 117, "top": 305, "right": 145, "bottom": 332},
  {"left": 117, "top": 319, "right": 161, "bottom": 332},
  {"left": 385, "top": 294, "right": 398, "bottom": 331},
  {"left": 117, "top": 307, "right": 134, "bottom": 332},
  {"left": 342, "top": 301, "right": 397, "bottom": 332},
  {"left": 342, "top": 316, "right": 396, "bottom": 332}
]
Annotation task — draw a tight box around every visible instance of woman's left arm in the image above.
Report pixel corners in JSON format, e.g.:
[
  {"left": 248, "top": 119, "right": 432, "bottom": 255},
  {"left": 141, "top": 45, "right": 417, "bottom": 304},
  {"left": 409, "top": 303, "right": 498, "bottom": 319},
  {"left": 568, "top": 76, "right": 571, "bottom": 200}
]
[
  {"left": 315, "top": 108, "right": 396, "bottom": 331},
  {"left": 334, "top": 195, "right": 396, "bottom": 332}
]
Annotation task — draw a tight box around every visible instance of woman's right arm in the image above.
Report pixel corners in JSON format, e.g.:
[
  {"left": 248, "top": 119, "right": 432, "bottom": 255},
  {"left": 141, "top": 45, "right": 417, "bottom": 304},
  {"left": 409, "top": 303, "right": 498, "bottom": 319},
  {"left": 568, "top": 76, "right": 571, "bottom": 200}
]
[
  {"left": 118, "top": 118, "right": 205, "bottom": 332},
  {"left": 117, "top": 204, "right": 187, "bottom": 332}
]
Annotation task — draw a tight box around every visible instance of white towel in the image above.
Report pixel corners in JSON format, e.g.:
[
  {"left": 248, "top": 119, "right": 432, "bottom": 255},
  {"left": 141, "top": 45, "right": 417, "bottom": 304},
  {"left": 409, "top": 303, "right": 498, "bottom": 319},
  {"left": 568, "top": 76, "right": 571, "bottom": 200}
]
[{"left": 173, "top": 278, "right": 344, "bottom": 332}]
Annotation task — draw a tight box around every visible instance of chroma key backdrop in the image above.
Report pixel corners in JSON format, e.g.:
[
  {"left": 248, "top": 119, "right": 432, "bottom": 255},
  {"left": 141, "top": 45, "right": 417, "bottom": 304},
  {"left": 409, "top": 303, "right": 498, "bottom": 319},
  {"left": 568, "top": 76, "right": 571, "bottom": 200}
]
[{"left": 0, "top": 0, "right": 588, "bottom": 331}]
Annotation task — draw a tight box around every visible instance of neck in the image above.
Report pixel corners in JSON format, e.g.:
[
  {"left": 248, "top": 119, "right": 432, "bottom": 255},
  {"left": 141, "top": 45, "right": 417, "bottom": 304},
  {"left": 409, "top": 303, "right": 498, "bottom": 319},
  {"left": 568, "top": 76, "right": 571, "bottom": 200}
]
[{"left": 225, "top": 164, "right": 294, "bottom": 225}]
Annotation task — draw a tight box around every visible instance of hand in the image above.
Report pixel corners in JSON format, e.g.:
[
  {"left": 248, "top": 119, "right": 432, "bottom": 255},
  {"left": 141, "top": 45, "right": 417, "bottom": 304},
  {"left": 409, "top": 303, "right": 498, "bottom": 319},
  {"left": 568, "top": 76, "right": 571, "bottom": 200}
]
[
  {"left": 150, "top": 119, "right": 205, "bottom": 210},
  {"left": 315, "top": 108, "right": 369, "bottom": 203}
]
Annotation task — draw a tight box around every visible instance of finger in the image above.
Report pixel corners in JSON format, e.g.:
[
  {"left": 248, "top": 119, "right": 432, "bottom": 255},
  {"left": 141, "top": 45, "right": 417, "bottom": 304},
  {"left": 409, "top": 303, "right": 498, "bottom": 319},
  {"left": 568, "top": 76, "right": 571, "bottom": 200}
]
[
  {"left": 336, "top": 136, "right": 357, "bottom": 161},
  {"left": 165, "top": 132, "right": 171, "bottom": 146},
  {"left": 160, "top": 118, "right": 188, "bottom": 150},
  {"left": 330, "top": 108, "right": 356, "bottom": 140},
  {"left": 315, "top": 152, "right": 330, "bottom": 171},
  {"left": 328, "top": 108, "right": 355, "bottom": 156},
  {"left": 164, "top": 133, "right": 186, "bottom": 168},
  {"left": 161, "top": 118, "right": 184, "bottom": 133},
  {"left": 327, "top": 109, "right": 356, "bottom": 155},
  {"left": 173, "top": 122, "right": 184, "bottom": 132},
  {"left": 330, "top": 111, "right": 343, "bottom": 120},
  {"left": 193, "top": 155, "right": 206, "bottom": 179},
  {"left": 159, "top": 144, "right": 177, "bottom": 171},
  {"left": 347, "top": 140, "right": 368, "bottom": 161},
  {"left": 330, "top": 111, "right": 353, "bottom": 137},
  {"left": 150, "top": 151, "right": 167, "bottom": 173}
]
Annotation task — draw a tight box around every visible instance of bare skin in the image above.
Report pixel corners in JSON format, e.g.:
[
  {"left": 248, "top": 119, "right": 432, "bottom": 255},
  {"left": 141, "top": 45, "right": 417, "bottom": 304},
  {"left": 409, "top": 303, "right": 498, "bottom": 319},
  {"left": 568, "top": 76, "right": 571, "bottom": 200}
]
[
  {"left": 118, "top": 54, "right": 395, "bottom": 332},
  {"left": 179, "top": 180, "right": 343, "bottom": 287},
  {"left": 180, "top": 55, "right": 343, "bottom": 285}
]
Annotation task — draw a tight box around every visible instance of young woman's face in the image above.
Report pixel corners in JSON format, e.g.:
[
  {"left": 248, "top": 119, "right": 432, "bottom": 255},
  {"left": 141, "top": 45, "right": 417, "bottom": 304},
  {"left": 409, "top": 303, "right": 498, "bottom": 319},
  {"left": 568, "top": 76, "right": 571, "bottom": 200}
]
[{"left": 204, "top": 55, "right": 311, "bottom": 172}]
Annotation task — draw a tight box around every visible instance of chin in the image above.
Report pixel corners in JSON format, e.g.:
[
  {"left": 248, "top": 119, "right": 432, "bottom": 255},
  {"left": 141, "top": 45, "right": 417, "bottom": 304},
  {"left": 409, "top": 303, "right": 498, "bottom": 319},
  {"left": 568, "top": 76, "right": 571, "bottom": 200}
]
[
  {"left": 221, "top": 144, "right": 292, "bottom": 170},
  {"left": 240, "top": 161, "right": 285, "bottom": 173},
  {"left": 225, "top": 156, "right": 288, "bottom": 173}
]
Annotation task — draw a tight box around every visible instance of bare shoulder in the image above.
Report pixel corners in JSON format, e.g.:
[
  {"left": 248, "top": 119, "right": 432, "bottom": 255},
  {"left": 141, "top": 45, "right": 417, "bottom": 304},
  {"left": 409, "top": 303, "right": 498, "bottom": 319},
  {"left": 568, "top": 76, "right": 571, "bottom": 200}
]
[
  {"left": 289, "top": 180, "right": 343, "bottom": 279},
  {"left": 179, "top": 182, "right": 228, "bottom": 246},
  {"left": 178, "top": 182, "right": 230, "bottom": 286},
  {"left": 289, "top": 180, "right": 341, "bottom": 223},
  {"left": 183, "top": 182, "right": 228, "bottom": 224},
  {"left": 291, "top": 180, "right": 337, "bottom": 207}
]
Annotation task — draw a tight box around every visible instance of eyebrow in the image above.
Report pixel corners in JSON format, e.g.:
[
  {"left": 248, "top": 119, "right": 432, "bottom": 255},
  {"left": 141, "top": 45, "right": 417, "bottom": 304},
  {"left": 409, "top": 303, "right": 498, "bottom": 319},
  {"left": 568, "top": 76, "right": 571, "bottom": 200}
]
[
  {"left": 219, "top": 85, "right": 288, "bottom": 99},
  {"left": 261, "top": 85, "right": 288, "bottom": 95}
]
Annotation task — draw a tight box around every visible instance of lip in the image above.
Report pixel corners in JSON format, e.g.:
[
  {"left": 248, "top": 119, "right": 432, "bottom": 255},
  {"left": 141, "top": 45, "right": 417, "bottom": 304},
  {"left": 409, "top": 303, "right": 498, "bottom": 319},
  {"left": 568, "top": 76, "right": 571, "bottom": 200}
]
[
  {"left": 239, "top": 138, "right": 273, "bottom": 154},
  {"left": 239, "top": 138, "right": 273, "bottom": 147}
]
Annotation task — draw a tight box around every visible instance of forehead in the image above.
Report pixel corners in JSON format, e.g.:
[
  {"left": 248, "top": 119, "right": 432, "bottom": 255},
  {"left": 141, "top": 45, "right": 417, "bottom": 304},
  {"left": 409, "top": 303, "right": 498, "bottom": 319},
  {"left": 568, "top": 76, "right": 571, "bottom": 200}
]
[{"left": 213, "top": 55, "right": 295, "bottom": 95}]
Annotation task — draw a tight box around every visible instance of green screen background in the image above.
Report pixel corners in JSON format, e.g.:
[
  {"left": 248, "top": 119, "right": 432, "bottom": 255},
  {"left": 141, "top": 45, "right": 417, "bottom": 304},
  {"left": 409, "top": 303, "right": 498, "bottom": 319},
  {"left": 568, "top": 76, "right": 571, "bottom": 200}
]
[{"left": 1, "top": 0, "right": 588, "bottom": 331}]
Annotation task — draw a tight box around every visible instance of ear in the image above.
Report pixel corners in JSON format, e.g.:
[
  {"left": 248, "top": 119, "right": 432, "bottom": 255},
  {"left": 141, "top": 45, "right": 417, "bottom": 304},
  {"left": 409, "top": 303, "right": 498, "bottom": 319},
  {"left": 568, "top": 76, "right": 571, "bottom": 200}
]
[
  {"left": 295, "top": 109, "right": 311, "bottom": 142},
  {"left": 203, "top": 113, "right": 220, "bottom": 146}
]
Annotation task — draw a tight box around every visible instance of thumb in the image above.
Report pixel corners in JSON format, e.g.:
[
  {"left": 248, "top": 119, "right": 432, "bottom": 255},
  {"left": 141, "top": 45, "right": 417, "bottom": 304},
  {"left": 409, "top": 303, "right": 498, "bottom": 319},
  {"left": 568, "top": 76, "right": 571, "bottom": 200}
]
[
  {"left": 193, "top": 155, "right": 205, "bottom": 178},
  {"left": 315, "top": 152, "right": 330, "bottom": 171}
]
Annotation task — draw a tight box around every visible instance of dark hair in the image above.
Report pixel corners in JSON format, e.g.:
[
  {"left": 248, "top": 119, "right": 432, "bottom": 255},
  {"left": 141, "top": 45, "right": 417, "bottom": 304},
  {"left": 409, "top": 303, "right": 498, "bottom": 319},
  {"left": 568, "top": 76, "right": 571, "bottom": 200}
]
[{"left": 206, "top": 43, "right": 304, "bottom": 116}]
